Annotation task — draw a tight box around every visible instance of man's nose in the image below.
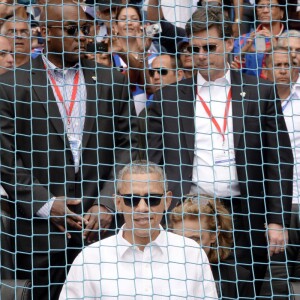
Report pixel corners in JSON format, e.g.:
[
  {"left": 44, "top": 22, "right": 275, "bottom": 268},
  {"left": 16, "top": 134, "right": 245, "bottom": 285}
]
[{"left": 135, "top": 198, "right": 149, "bottom": 212}]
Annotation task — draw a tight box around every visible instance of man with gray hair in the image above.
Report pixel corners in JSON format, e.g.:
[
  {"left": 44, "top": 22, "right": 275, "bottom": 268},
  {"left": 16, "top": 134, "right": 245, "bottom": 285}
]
[
  {"left": 60, "top": 160, "right": 218, "bottom": 299},
  {"left": 278, "top": 30, "right": 300, "bottom": 71},
  {"left": 1, "top": 16, "right": 31, "bottom": 68}
]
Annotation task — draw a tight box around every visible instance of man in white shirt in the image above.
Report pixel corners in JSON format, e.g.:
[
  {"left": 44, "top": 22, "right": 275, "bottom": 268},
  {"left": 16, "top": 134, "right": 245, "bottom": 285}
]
[
  {"left": 59, "top": 160, "right": 218, "bottom": 299},
  {"left": 147, "top": 6, "right": 293, "bottom": 296},
  {"left": 263, "top": 45, "right": 300, "bottom": 298}
]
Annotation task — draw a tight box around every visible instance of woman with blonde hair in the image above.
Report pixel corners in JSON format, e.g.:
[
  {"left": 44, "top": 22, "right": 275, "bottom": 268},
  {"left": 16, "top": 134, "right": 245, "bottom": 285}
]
[{"left": 170, "top": 195, "right": 254, "bottom": 299}]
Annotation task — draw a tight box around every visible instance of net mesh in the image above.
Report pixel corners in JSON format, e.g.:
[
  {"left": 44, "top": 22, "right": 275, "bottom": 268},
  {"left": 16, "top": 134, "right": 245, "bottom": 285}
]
[{"left": 0, "top": 0, "right": 299, "bottom": 299}]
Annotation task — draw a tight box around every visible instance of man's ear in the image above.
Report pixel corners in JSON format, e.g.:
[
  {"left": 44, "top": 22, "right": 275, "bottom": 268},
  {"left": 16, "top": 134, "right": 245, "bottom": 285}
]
[
  {"left": 226, "top": 37, "right": 234, "bottom": 53},
  {"left": 40, "top": 26, "right": 50, "bottom": 41},
  {"left": 177, "top": 69, "right": 185, "bottom": 81},
  {"left": 114, "top": 194, "right": 123, "bottom": 212},
  {"left": 165, "top": 191, "right": 173, "bottom": 211}
]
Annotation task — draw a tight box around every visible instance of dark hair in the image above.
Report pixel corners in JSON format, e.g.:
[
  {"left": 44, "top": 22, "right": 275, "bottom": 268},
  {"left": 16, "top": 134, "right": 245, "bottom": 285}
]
[
  {"left": 116, "top": 5, "right": 142, "bottom": 22},
  {"left": 185, "top": 7, "right": 232, "bottom": 39}
]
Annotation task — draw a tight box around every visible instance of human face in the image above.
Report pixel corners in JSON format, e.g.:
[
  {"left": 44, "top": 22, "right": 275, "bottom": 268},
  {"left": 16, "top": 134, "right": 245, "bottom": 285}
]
[
  {"left": 172, "top": 217, "right": 217, "bottom": 255},
  {"left": 179, "top": 44, "right": 194, "bottom": 69},
  {"left": 116, "top": 7, "right": 141, "bottom": 37},
  {"left": 0, "top": 37, "right": 13, "bottom": 74},
  {"left": 116, "top": 173, "right": 172, "bottom": 248},
  {"left": 4, "top": 21, "right": 31, "bottom": 55},
  {"left": 256, "top": 0, "right": 283, "bottom": 24},
  {"left": 280, "top": 37, "right": 300, "bottom": 68},
  {"left": 42, "top": 5, "right": 89, "bottom": 67},
  {"left": 190, "top": 26, "right": 233, "bottom": 81},
  {"left": 150, "top": 55, "right": 180, "bottom": 92},
  {"left": 266, "top": 52, "right": 296, "bottom": 86}
]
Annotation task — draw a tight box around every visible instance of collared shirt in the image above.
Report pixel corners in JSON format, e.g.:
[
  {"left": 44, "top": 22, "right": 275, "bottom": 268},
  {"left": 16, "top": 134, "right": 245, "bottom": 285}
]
[
  {"left": 191, "top": 71, "right": 240, "bottom": 197},
  {"left": 283, "top": 74, "right": 300, "bottom": 205},
  {"left": 42, "top": 55, "right": 86, "bottom": 172},
  {"left": 37, "top": 56, "right": 86, "bottom": 218},
  {"left": 59, "top": 226, "right": 218, "bottom": 299}
]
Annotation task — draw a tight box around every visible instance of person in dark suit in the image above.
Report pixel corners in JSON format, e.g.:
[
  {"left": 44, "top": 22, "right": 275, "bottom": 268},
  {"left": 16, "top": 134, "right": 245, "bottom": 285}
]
[
  {"left": 0, "top": 1, "right": 138, "bottom": 299},
  {"left": 147, "top": 7, "right": 293, "bottom": 296}
]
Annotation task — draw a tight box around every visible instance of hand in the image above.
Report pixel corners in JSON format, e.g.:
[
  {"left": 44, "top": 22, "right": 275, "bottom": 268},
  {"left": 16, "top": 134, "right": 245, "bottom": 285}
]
[
  {"left": 136, "top": 25, "right": 152, "bottom": 53},
  {"left": 231, "top": 55, "right": 245, "bottom": 70},
  {"left": 241, "top": 31, "right": 255, "bottom": 53},
  {"left": 96, "top": 53, "right": 112, "bottom": 67},
  {"left": 266, "top": 223, "right": 288, "bottom": 257},
  {"left": 50, "top": 197, "right": 87, "bottom": 239},
  {"left": 83, "top": 205, "right": 113, "bottom": 244}
]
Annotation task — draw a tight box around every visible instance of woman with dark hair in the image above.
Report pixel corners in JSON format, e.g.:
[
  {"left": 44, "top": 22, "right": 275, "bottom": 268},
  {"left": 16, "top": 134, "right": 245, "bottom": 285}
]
[
  {"left": 110, "top": 5, "right": 157, "bottom": 115},
  {"left": 232, "top": 0, "right": 286, "bottom": 78},
  {"left": 169, "top": 196, "right": 254, "bottom": 299}
]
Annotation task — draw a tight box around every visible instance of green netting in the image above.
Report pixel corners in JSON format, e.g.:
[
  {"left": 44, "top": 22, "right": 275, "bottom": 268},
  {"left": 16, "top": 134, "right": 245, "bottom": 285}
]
[{"left": 0, "top": 0, "right": 299, "bottom": 299}]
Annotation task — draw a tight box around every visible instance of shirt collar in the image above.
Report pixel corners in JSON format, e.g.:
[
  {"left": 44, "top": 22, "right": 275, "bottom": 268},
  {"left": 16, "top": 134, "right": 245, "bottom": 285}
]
[
  {"left": 292, "top": 74, "right": 300, "bottom": 98},
  {"left": 116, "top": 225, "right": 167, "bottom": 259},
  {"left": 42, "top": 55, "right": 80, "bottom": 74},
  {"left": 197, "top": 68, "right": 231, "bottom": 90}
]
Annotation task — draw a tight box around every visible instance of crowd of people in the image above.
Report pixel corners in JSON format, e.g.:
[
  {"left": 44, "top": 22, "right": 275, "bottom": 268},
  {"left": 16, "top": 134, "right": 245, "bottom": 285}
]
[{"left": 0, "top": 0, "right": 300, "bottom": 299}]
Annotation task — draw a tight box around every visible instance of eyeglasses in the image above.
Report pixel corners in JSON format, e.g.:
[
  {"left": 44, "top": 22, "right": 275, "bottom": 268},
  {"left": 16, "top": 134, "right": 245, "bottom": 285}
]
[
  {"left": 149, "top": 68, "right": 169, "bottom": 77},
  {"left": 47, "top": 24, "right": 90, "bottom": 36},
  {"left": 120, "top": 194, "right": 164, "bottom": 207},
  {"left": 187, "top": 45, "right": 217, "bottom": 54}
]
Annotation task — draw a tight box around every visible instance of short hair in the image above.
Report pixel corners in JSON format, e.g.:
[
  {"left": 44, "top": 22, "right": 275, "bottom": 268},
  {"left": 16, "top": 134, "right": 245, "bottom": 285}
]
[
  {"left": 152, "top": 54, "right": 177, "bottom": 71},
  {"left": 265, "top": 46, "right": 290, "bottom": 67},
  {"left": 185, "top": 7, "right": 232, "bottom": 39},
  {"left": 116, "top": 160, "right": 167, "bottom": 193},
  {"left": 0, "top": 17, "right": 29, "bottom": 35},
  {"left": 169, "top": 195, "right": 233, "bottom": 263},
  {"left": 278, "top": 30, "right": 300, "bottom": 47}
]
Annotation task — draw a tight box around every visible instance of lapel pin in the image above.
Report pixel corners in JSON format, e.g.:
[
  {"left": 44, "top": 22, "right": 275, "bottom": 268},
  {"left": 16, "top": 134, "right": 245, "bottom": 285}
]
[
  {"left": 92, "top": 76, "right": 97, "bottom": 81},
  {"left": 240, "top": 92, "right": 246, "bottom": 97}
]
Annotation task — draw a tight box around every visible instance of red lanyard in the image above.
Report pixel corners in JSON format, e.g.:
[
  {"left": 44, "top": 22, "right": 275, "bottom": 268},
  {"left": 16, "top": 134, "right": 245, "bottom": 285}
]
[
  {"left": 197, "top": 88, "right": 232, "bottom": 144},
  {"left": 47, "top": 70, "right": 80, "bottom": 125}
]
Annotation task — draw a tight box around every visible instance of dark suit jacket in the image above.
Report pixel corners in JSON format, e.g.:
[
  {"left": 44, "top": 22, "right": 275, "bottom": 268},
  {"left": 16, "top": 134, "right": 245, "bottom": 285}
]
[
  {"left": 0, "top": 56, "right": 138, "bottom": 253},
  {"left": 147, "top": 71, "right": 293, "bottom": 248}
]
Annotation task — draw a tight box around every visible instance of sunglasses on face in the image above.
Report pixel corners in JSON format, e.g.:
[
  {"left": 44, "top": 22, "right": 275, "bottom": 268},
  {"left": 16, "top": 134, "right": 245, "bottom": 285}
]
[
  {"left": 149, "top": 68, "right": 169, "bottom": 77},
  {"left": 187, "top": 45, "right": 217, "bottom": 54},
  {"left": 120, "top": 194, "right": 164, "bottom": 207},
  {"left": 47, "top": 24, "right": 91, "bottom": 36}
]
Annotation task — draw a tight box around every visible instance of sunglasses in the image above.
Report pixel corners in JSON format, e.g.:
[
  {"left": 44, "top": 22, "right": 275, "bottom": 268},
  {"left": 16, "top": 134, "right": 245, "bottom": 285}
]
[
  {"left": 187, "top": 45, "right": 217, "bottom": 54},
  {"left": 120, "top": 194, "right": 164, "bottom": 207},
  {"left": 149, "top": 68, "right": 169, "bottom": 77},
  {"left": 47, "top": 24, "right": 90, "bottom": 36}
]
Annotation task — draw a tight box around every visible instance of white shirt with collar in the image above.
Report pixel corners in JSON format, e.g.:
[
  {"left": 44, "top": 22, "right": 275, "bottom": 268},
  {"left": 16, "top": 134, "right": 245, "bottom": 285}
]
[
  {"left": 59, "top": 226, "right": 218, "bottom": 299},
  {"left": 191, "top": 71, "right": 240, "bottom": 198},
  {"left": 283, "top": 74, "right": 300, "bottom": 205}
]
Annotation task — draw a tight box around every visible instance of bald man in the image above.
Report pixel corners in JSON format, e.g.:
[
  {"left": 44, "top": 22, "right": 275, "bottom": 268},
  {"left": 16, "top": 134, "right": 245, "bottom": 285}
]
[
  {"left": 0, "top": 36, "right": 13, "bottom": 75},
  {"left": 0, "top": 1, "right": 138, "bottom": 299}
]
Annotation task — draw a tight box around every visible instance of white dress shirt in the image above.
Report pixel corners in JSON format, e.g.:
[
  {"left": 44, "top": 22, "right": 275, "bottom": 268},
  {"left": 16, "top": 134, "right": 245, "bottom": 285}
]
[
  {"left": 59, "top": 226, "right": 218, "bottom": 299},
  {"left": 283, "top": 74, "right": 300, "bottom": 204},
  {"left": 191, "top": 71, "right": 240, "bottom": 197}
]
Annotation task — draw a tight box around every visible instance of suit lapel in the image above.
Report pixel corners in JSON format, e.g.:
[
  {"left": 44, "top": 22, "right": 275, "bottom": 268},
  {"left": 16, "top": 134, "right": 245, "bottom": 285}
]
[
  {"left": 31, "top": 56, "right": 66, "bottom": 143},
  {"left": 231, "top": 71, "right": 248, "bottom": 148},
  {"left": 178, "top": 77, "right": 196, "bottom": 163},
  {"left": 81, "top": 60, "right": 100, "bottom": 150}
]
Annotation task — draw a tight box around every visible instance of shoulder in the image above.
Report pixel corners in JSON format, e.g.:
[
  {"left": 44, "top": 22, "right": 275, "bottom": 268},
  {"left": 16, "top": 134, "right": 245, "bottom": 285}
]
[{"left": 82, "top": 59, "right": 126, "bottom": 84}]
